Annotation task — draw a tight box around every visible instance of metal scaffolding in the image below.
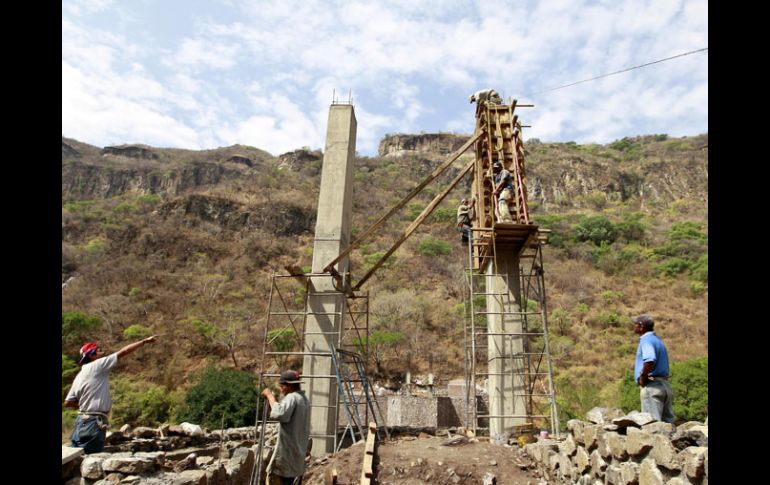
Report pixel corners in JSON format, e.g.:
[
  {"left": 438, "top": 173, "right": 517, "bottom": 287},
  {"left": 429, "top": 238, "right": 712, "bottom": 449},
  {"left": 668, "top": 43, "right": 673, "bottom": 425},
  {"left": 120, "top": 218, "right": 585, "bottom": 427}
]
[
  {"left": 257, "top": 272, "right": 386, "bottom": 453},
  {"left": 462, "top": 96, "right": 559, "bottom": 437}
]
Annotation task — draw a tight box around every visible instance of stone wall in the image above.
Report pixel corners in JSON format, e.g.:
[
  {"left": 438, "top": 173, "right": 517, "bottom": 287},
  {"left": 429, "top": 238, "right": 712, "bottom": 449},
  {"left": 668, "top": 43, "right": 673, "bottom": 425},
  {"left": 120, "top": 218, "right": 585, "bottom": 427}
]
[
  {"left": 62, "top": 423, "right": 276, "bottom": 485},
  {"left": 522, "top": 408, "right": 708, "bottom": 485}
]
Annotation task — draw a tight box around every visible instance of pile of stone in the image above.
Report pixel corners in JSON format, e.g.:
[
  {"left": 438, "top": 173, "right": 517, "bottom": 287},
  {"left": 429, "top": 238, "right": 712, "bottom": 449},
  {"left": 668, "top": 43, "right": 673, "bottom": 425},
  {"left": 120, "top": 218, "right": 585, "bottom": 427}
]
[
  {"left": 63, "top": 422, "right": 278, "bottom": 485},
  {"left": 523, "top": 408, "right": 708, "bottom": 485}
]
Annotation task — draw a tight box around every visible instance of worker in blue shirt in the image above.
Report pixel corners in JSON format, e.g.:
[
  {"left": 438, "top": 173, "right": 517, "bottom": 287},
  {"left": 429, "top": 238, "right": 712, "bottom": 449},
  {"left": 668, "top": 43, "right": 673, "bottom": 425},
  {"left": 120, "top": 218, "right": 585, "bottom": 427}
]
[{"left": 632, "top": 314, "right": 675, "bottom": 423}]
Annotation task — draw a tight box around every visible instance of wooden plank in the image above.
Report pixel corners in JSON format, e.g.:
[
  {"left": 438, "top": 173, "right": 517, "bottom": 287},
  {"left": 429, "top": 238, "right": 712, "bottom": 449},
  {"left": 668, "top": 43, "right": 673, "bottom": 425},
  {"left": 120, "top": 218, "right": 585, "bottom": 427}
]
[
  {"left": 353, "top": 158, "right": 475, "bottom": 290},
  {"left": 324, "top": 132, "right": 481, "bottom": 274},
  {"left": 62, "top": 446, "right": 84, "bottom": 465},
  {"left": 359, "top": 422, "right": 377, "bottom": 485}
]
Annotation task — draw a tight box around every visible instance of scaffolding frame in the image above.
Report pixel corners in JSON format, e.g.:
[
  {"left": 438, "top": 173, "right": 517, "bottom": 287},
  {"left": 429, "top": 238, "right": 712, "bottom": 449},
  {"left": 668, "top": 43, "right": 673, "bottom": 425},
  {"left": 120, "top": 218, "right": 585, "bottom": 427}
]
[
  {"left": 257, "top": 272, "right": 387, "bottom": 453},
  {"left": 462, "top": 97, "right": 559, "bottom": 438}
]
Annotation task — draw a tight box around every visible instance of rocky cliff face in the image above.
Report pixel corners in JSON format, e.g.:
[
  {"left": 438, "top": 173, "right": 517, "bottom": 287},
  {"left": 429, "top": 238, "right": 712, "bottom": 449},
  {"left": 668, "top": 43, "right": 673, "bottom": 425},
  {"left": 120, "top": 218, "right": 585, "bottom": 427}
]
[
  {"left": 61, "top": 138, "right": 271, "bottom": 200},
  {"left": 377, "top": 133, "right": 708, "bottom": 205},
  {"left": 378, "top": 133, "right": 470, "bottom": 159},
  {"left": 62, "top": 161, "right": 240, "bottom": 199}
]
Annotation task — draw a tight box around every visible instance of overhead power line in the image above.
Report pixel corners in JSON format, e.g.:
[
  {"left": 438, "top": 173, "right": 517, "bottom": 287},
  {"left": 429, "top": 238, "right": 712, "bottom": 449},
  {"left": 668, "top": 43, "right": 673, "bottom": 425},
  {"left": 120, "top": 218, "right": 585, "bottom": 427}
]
[{"left": 524, "top": 47, "right": 708, "bottom": 97}]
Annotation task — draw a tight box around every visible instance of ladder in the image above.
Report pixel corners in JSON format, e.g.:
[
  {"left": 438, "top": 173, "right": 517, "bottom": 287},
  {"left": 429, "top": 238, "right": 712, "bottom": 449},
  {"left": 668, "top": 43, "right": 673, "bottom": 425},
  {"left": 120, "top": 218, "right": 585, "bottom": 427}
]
[{"left": 332, "top": 348, "right": 389, "bottom": 451}]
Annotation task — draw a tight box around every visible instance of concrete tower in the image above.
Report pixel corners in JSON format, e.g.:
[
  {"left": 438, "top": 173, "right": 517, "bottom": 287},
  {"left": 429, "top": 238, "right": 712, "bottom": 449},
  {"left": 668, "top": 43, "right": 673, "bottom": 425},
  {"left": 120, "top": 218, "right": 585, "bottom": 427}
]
[{"left": 303, "top": 104, "right": 357, "bottom": 455}]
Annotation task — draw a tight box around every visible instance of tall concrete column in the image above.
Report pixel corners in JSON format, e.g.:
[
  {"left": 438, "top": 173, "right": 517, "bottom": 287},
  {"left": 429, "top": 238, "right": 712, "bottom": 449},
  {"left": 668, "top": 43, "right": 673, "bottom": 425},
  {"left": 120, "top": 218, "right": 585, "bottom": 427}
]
[
  {"left": 486, "top": 245, "right": 527, "bottom": 438},
  {"left": 303, "top": 105, "right": 357, "bottom": 456}
]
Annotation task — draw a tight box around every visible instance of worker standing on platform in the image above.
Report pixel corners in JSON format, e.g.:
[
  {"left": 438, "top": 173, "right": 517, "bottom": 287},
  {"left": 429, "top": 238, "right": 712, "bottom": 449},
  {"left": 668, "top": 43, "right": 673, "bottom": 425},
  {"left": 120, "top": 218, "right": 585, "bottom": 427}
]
[
  {"left": 492, "top": 162, "right": 514, "bottom": 222},
  {"left": 457, "top": 197, "right": 475, "bottom": 244},
  {"left": 261, "top": 370, "right": 310, "bottom": 485}
]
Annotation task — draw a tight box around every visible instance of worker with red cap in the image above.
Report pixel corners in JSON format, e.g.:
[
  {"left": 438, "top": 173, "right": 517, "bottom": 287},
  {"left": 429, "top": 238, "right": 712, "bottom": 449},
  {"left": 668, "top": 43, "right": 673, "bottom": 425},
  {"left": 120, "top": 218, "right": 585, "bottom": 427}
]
[{"left": 64, "top": 335, "right": 158, "bottom": 453}]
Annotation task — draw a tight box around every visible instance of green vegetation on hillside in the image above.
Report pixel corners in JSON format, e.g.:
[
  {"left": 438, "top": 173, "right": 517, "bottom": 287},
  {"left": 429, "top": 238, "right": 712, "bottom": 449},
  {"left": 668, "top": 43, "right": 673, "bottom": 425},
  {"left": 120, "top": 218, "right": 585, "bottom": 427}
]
[{"left": 61, "top": 133, "right": 708, "bottom": 431}]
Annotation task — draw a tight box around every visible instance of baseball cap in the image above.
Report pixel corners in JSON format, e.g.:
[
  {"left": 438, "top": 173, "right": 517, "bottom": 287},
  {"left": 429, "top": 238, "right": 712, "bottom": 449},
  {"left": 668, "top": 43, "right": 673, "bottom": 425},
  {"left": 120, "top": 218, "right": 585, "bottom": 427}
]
[
  {"left": 631, "top": 314, "right": 654, "bottom": 326},
  {"left": 279, "top": 370, "right": 302, "bottom": 384}
]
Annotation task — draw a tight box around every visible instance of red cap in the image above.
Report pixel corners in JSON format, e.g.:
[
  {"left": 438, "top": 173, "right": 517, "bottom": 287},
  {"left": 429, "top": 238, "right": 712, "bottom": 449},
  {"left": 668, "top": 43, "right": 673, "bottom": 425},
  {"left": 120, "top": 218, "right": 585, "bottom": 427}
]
[{"left": 79, "top": 342, "right": 99, "bottom": 364}]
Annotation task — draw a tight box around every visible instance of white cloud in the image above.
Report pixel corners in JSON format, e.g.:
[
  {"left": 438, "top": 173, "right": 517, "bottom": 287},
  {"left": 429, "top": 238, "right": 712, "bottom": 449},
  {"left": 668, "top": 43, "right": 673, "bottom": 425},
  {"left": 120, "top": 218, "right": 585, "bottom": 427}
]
[{"left": 62, "top": 0, "right": 707, "bottom": 154}]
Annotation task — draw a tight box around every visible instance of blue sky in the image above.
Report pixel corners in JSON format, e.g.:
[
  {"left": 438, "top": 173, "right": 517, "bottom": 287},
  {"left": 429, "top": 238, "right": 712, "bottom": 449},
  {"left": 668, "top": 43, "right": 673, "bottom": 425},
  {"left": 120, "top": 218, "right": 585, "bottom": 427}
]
[{"left": 62, "top": 0, "right": 708, "bottom": 157}]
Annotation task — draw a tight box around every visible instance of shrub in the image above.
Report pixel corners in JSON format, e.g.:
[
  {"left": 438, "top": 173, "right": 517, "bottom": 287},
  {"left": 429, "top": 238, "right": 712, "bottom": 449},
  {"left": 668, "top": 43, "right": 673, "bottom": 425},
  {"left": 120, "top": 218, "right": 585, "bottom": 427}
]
[
  {"left": 417, "top": 239, "right": 451, "bottom": 257},
  {"left": 110, "top": 375, "right": 184, "bottom": 427},
  {"left": 362, "top": 251, "right": 394, "bottom": 271},
  {"left": 575, "top": 216, "right": 617, "bottom": 246},
  {"left": 83, "top": 237, "right": 108, "bottom": 254},
  {"left": 123, "top": 324, "right": 153, "bottom": 339},
  {"left": 407, "top": 203, "right": 424, "bottom": 220},
  {"left": 655, "top": 257, "right": 692, "bottom": 277},
  {"left": 62, "top": 311, "right": 102, "bottom": 347},
  {"left": 616, "top": 213, "right": 647, "bottom": 242},
  {"left": 431, "top": 207, "right": 456, "bottom": 223},
  {"left": 62, "top": 354, "right": 79, "bottom": 400},
  {"left": 178, "top": 367, "right": 258, "bottom": 429}
]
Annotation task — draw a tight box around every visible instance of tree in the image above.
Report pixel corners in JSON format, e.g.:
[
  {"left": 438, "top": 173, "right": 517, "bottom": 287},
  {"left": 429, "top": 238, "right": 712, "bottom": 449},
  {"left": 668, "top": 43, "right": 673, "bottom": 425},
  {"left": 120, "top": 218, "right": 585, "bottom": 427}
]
[
  {"left": 354, "top": 331, "right": 404, "bottom": 375},
  {"left": 575, "top": 216, "right": 617, "bottom": 246},
  {"left": 62, "top": 311, "right": 102, "bottom": 349},
  {"left": 178, "top": 367, "right": 258, "bottom": 429}
]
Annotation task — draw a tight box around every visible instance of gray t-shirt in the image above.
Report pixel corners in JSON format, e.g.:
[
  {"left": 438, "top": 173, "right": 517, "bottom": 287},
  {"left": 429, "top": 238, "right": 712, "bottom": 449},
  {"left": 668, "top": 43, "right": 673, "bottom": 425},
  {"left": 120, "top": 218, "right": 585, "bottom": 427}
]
[
  {"left": 268, "top": 390, "right": 310, "bottom": 478},
  {"left": 65, "top": 353, "right": 119, "bottom": 413}
]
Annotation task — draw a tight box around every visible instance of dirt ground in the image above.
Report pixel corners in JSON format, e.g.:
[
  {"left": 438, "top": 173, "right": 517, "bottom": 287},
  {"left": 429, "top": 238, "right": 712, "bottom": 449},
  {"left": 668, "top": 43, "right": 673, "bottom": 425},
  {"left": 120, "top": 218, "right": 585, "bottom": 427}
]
[{"left": 303, "top": 433, "right": 546, "bottom": 485}]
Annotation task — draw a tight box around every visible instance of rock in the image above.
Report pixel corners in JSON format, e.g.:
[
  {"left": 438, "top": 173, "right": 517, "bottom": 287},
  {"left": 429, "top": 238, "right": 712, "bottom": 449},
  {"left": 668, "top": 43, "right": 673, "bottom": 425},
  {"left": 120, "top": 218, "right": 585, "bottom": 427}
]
[
  {"left": 118, "top": 476, "right": 142, "bottom": 484},
  {"left": 590, "top": 450, "right": 607, "bottom": 478},
  {"left": 602, "top": 424, "right": 619, "bottom": 432},
  {"left": 612, "top": 411, "right": 655, "bottom": 429},
  {"left": 665, "top": 478, "right": 686, "bottom": 485},
  {"left": 585, "top": 407, "right": 625, "bottom": 425},
  {"left": 671, "top": 428, "right": 708, "bottom": 450},
  {"left": 132, "top": 426, "right": 158, "bottom": 439},
  {"left": 196, "top": 456, "right": 214, "bottom": 466},
  {"left": 173, "top": 469, "right": 208, "bottom": 485},
  {"left": 676, "top": 421, "right": 705, "bottom": 432},
  {"left": 101, "top": 455, "right": 158, "bottom": 475},
  {"left": 120, "top": 424, "right": 131, "bottom": 434},
  {"left": 626, "top": 427, "right": 654, "bottom": 456},
  {"left": 489, "top": 460, "right": 497, "bottom": 466},
  {"left": 567, "top": 419, "right": 585, "bottom": 443},
  {"left": 619, "top": 462, "right": 639, "bottom": 484},
  {"left": 651, "top": 434, "right": 681, "bottom": 471},
  {"left": 607, "top": 432, "right": 628, "bottom": 460},
  {"left": 82, "top": 455, "right": 107, "bottom": 479},
  {"left": 442, "top": 436, "right": 470, "bottom": 446},
  {"left": 583, "top": 424, "right": 600, "bottom": 451},
  {"left": 642, "top": 421, "right": 675, "bottom": 436},
  {"left": 179, "top": 423, "right": 204, "bottom": 437},
  {"left": 640, "top": 458, "right": 665, "bottom": 485},
  {"left": 174, "top": 453, "right": 198, "bottom": 472},
  {"left": 679, "top": 446, "right": 708, "bottom": 479},
  {"left": 574, "top": 446, "right": 590, "bottom": 474},
  {"left": 482, "top": 472, "right": 497, "bottom": 485},
  {"left": 558, "top": 434, "right": 577, "bottom": 456},
  {"left": 605, "top": 465, "right": 622, "bottom": 485}
]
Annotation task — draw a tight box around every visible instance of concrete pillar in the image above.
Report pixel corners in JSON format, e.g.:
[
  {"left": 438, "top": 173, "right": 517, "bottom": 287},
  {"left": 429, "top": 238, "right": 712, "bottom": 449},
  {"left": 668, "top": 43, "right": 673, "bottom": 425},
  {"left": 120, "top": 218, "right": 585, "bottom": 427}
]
[
  {"left": 303, "top": 105, "right": 357, "bottom": 456},
  {"left": 486, "top": 245, "right": 527, "bottom": 438}
]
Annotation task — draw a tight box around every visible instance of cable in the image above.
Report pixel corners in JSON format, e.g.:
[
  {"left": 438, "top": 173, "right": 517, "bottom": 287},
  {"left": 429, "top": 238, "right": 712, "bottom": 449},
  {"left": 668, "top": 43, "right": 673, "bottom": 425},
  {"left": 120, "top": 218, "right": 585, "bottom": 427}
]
[{"left": 524, "top": 47, "right": 708, "bottom": 97}]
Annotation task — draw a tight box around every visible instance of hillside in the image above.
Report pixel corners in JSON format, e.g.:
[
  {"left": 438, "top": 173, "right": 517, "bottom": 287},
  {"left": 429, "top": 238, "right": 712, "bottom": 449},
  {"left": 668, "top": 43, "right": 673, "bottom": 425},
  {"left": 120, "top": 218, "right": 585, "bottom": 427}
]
[{"left": 61, "top": 132, "right": 708, "bottom": 430}]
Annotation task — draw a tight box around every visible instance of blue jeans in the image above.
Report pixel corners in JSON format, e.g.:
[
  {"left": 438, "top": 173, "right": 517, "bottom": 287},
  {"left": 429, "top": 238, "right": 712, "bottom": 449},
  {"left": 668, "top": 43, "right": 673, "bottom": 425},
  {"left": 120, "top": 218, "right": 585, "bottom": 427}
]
[
  {"left": 640, "top": 379, "right": 675, "bottom": 423},
  {"left": 71, "top": 414, "right": 107, "bottom": 454}
]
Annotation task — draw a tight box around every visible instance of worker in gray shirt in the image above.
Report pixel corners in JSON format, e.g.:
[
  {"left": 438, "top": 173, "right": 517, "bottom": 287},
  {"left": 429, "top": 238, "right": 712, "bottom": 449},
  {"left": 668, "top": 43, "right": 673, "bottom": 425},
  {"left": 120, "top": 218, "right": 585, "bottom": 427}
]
[
  {"left": 261, "top": 370, "right": 310, "bottom": 484},
  {"left": 65, "top": 335, "right": 158, "bottom": 453}
]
